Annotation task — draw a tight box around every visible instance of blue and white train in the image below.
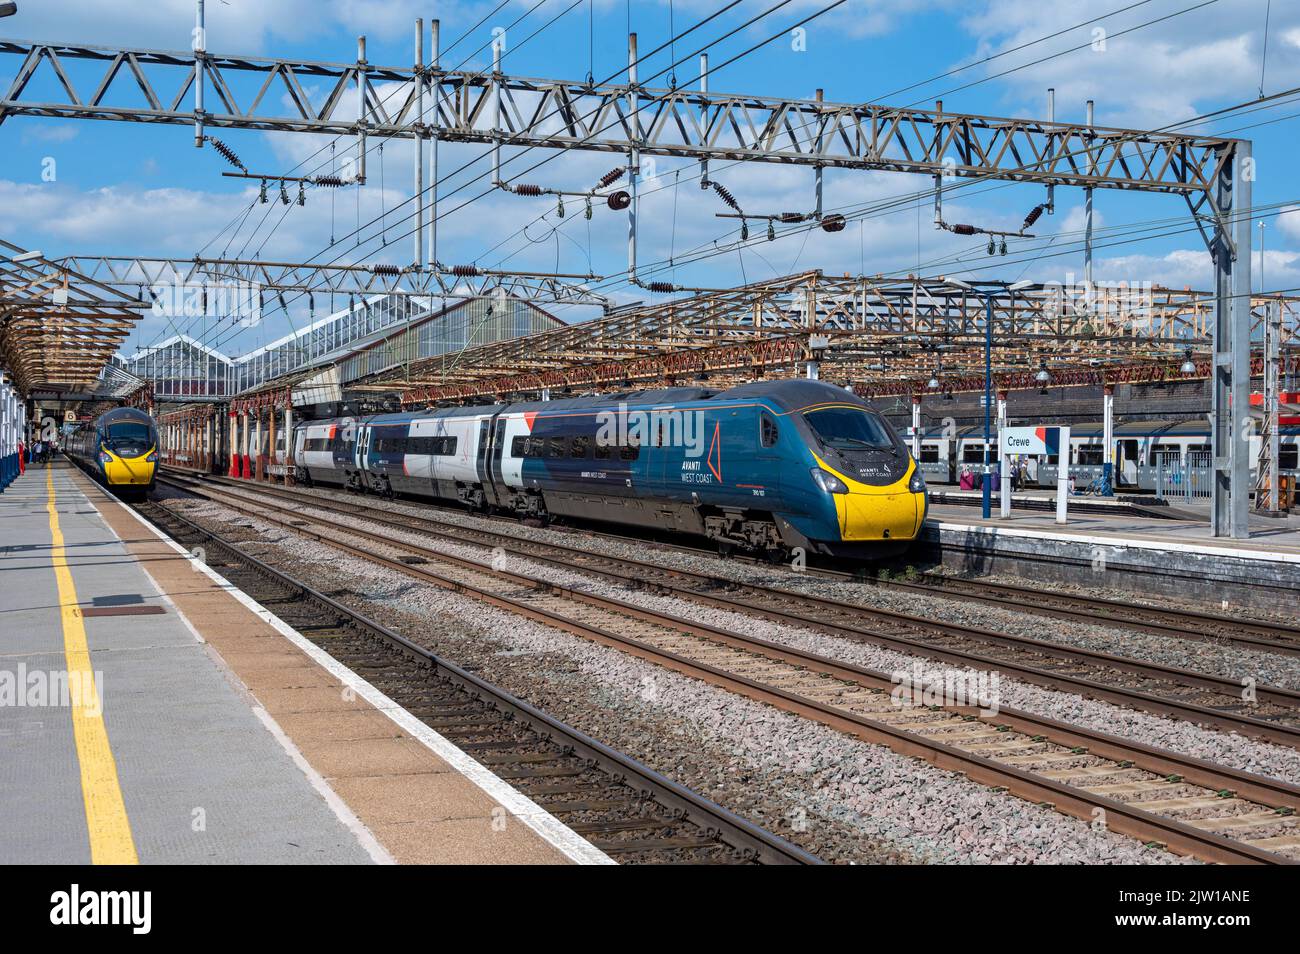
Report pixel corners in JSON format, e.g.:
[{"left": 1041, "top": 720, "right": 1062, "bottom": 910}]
[{"left": 290, "top": 380, "right": 928, "bottom": 557}]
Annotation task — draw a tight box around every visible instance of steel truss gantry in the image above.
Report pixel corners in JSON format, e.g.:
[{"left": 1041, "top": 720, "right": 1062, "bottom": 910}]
[
  {"left": 0, "top": 31, "right": 1256, "bottom": 534},
  {"left": 51, "top": 255, "right": 609, "bottom": 307},
  {"left": 370, "top": 271, "right": 1293, "bottom": 403}
]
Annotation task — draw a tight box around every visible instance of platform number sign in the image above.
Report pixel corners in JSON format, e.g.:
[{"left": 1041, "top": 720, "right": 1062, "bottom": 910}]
[{"left": 40, "top": 415, "right": 58, "bottom": 442}]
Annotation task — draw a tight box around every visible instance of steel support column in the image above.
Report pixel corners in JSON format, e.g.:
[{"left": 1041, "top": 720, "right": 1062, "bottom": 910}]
[{"left": 1210, "top": 142, "right": 1253, "bottom": 537}]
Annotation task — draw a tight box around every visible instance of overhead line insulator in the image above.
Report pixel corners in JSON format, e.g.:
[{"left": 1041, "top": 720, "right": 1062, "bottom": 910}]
[
  {"left": 1022, "top": 203, "right": 1048, "bottom": 231},
  {"left": 711, "top": 182, "right": 741, "bottom": 213},
  {"left": 596, "top": 168, "right": 625, "bottom": 189},
  {"left": 450, "top": 264, "right": 481, "bottom": 277},
  {"left": 204, "top": 136, "right": 247, "bottom": 173},
  {"left": 370, "top": 263, "right": 402, "bottom": 276},
  {"left": 513, "top": 183, "right": 544, "bottom": 197}
]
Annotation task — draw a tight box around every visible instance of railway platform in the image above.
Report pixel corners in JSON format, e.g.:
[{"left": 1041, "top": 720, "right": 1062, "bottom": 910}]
[
  {"left": 0, "top": 461, "right": 599, "bottom": 865},
  {"left": 924, "top": 502, "right": 1300, "bottom": 612}
]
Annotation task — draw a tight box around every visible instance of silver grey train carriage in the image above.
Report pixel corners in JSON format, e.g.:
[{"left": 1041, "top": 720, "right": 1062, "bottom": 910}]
[{"left": 914, "top": 419, "right": 1300, "bottom": 493}]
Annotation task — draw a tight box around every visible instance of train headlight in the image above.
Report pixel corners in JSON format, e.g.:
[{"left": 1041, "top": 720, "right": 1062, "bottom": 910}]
[
  {"left": 908, "top": 468, "right": 927, "bottom": 494},
  {"left": 98, "top": 450, "right": 112, "bottom": 464},
  {"left": 811, "top": 468, "right": 849, "bottom": 494},
  {"left": 146, "top": 451, "right": 158, "bottom": 463}
]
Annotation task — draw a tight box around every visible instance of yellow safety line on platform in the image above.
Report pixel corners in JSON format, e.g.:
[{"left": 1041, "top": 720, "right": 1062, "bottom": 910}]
[{"left": 45, "top": 468, "right": 139, "bottom": 865}]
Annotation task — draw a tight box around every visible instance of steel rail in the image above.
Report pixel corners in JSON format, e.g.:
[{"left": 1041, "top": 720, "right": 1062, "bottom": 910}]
[
  {"left": 85, "top": 474, "right": 822, "bottom": 865},
  {"left": 155, "top": 475, "right": 1300, "bottom": 864},
  {"left": 161, "top": 472, "right": 1300, "bottom": 748}
]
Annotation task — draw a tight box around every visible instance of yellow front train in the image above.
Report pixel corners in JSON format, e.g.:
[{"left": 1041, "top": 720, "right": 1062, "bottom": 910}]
[{"left": 66, "top": 407, "right": 158, "bottom": 498}]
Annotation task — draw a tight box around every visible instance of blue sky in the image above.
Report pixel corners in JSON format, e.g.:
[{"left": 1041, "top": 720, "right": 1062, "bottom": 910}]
[{"left": 2, "top": 0, "right": 1300, "bottom": 360}]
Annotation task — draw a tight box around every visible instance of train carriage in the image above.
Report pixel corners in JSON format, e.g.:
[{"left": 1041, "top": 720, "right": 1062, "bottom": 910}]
[
  {"left": 292, "top": 380, "right": 927, "bottom": 557},
  {"left": 915, "top": 419, "right": 1300, "bottom": 492}
]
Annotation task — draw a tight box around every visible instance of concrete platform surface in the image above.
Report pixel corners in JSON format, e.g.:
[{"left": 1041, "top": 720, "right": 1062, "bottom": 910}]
[
  {"left": 927, "top": 502, "right": 1300, "bottom": 559},
  {"left": 0, "top": 462, "right": 600, "bottom": 865}
]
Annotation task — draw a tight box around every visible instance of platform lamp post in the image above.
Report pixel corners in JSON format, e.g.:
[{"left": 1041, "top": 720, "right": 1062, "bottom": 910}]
[{"left": 945, "top": 278, "right": 1033, "bottom": 518}]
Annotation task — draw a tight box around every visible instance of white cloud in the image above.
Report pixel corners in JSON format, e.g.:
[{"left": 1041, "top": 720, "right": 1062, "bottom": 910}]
[{"left": 1278, "top": 205, "right": 1300, "bottom": 243}]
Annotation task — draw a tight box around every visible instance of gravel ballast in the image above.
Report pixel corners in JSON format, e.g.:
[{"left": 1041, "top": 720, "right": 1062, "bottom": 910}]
[{"left": 163, "top": 493, "right": 1207, "bottom": 864}]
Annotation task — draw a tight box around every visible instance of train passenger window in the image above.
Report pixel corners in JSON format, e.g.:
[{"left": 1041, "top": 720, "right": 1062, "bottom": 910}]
[
  {"left": 760, "top": 413, "right": 779, "bottom": 448},
  {"left": 1076, "top": 446, "right": 1104, "bottom": 465},
  {"left": 1280, "top": 446, "right": 1298, "bottom": 470},
  {"left": 919, "top": 444, "right": 940, "bottom": 463},
  {"left": 619, "top": 437, "right": 640, "bottom": 461},
  {"left": 1150, "top": 443, "right": 1180, "bottom": 465},
  {"left": 511, "top": 436, "right": 528, "bottom": 457},
  {"left": 593, "top": 441, "right": 612, "bottom": 460},
  {"left": 548, "top": 437, "right": 565, "bottom": 458},
  {"left": 571, "top": 435, "right": 590, "bottom": 458},
  {"left": 961, "top": 445, "right": 985, "bottom": 463}
]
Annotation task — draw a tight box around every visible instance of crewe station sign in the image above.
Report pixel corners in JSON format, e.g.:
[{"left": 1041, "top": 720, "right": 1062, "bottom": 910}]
[{"left": 1001, "top": 426, "right": 1067, "bottom": 457}]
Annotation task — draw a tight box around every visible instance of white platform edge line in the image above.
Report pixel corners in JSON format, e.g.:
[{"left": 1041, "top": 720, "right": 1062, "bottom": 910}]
[
  {"left": 102, "top": 484, "right": 613, "bottom": 866},
  {"left": 934, "top": 521, "right": 1300, "bottom": 565},
  {"left": 62, "top": 473, "right": 396, "bottom": 865},
  {"left": 250, "top": 706, "right": 397, "bottom": 865}
]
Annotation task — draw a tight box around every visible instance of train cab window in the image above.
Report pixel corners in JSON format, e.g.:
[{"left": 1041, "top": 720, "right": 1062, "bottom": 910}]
[
  {"left": 760, "top": 413, "right": 779, "bottom": 448},
  {"left": 919, "top": 444, "right": 941, "bottom": 463},
  {"left": 1281, "top": 446, "right": 1299, "bottom": 470},
  {"left": 105, "top": 421, "right": 151, "bottom": 451},
  {"left": 570, "top": 435, "right": 590, "bottom": 458}
]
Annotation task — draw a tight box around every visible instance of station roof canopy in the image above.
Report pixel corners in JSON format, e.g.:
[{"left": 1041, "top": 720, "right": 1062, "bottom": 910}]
[
  {"left": 0, "top": 239, "right": 149, "bottom": 398},
  {"left": 359, "top": 271, "right": 1300, "bottom": 406}
]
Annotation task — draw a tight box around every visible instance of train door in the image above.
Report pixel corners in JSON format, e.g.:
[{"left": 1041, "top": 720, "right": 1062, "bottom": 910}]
[
  {"left": 354, "top": 422, "right": 374, "bottom": 488},
  {"left": 753, "top": 408, "right": 782, "bottom": 501},
  {"left": 480, "top": 414, "right": 507, "bottom": 508},
  {"left": 1117, "top": 439, "right": 1139, "bottom": 487}
]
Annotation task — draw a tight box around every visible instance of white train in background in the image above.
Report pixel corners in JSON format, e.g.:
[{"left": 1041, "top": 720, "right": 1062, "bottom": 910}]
[{"left": 914, "top": 418, "right": 1300, "bottom": 493}]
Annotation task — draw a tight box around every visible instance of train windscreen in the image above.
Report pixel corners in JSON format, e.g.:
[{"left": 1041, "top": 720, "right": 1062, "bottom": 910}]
[
  {"left": 105, "top": 421, "right": 152, "bottom": 457},
  {"left": 802, "top": 407, "right": 895, "bottom": 451}
]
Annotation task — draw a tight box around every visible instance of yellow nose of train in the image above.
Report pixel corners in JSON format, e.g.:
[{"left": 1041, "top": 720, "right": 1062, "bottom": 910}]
[
  {"left": 102, "top": 448, "right": 157, "bottom": 486},
  {"left": 817, "top": 456, "right": 928, "bottom": 541}
]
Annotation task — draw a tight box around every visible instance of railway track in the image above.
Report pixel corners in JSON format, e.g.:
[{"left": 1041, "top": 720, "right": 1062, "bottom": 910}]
[
  {"left": 127, "top": 497, "right": 821, "bottom": 865},
  {"left": 160, "top": 472, "right": 1300, "bottom": 750},
  {"left": 155, "top": 474, "right": 1300, "bottom": 864},
  {"left": 165, "top": 468, "right": 1300, "bottom": 658}
]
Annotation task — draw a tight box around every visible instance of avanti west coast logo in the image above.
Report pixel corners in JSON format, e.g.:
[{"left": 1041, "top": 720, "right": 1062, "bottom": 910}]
[{"left": 50, "top": 885, "right": 151, "bottom": 935}]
